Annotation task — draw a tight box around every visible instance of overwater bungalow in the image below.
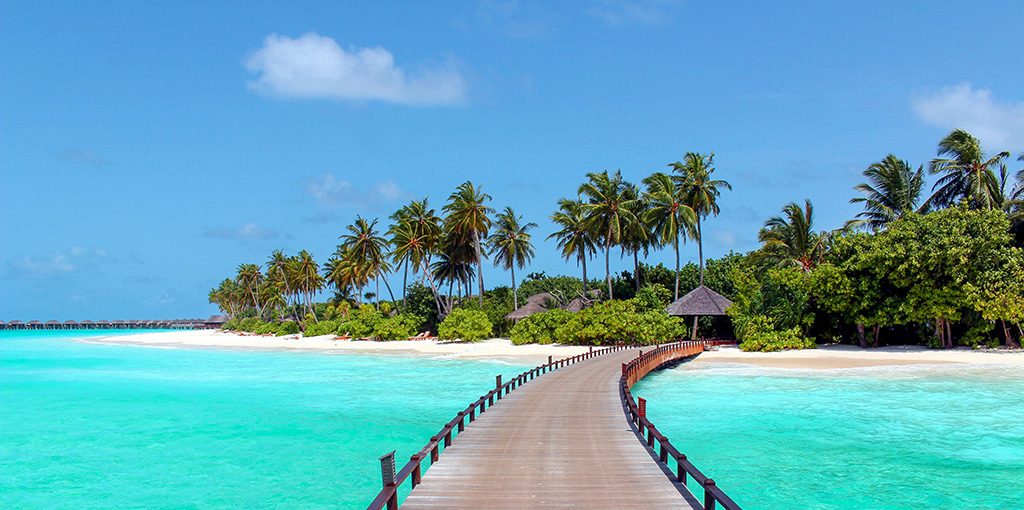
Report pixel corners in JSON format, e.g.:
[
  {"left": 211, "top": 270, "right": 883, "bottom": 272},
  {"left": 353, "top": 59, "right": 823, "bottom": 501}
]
[
  {"left": 45, "top": 320, "right": 60, "bottom": 329},
  {"left": 28, "top": 320, "right": 42, "bottom": 329},
  {"left": 64, "top": 320, "right": 78, "bottom": 329},
  {"left": 96, "top": 320, "right": 111, "bottom": 328},
  {"left": 9, "top": 320, "right": 24, "bottom": 329},
  {"left": 80, "top": 320, "right": 95, "bottom": 329}
]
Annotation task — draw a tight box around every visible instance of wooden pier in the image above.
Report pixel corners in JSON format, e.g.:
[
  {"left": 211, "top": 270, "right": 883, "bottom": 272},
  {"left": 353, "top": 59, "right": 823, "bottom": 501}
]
[
  {"left": 0, "top": 315, "right": 227, "bottom": 330},
  {"left": 368, "top": 340, "right": 740, "bottom": 510}
]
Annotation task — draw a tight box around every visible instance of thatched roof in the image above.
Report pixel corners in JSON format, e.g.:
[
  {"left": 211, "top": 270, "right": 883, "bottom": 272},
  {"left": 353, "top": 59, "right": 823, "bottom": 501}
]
[
  {"left": 206, "top": 315, "right": 228, "bottom": 324},
  {"left": 505, "top": 301, "right": 549, "bottom": 321},
  {"left": 564, "top": 297, "right": 587, "bottom": 313},
  {"left": 666, "top": 286, "right": 733, "bottom": 316},
  {"left": 525, "top": 292, "right": 553, "bottom": 306}
]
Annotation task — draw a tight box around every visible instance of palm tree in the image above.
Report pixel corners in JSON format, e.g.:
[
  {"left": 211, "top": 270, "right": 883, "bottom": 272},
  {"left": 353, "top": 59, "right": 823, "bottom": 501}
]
[
  {"left": 620, "top": 182, "right": 650, "bottom": 291},
  {"left": 235, "top": 263, "right": 263, "bottom": 314},
  {"left": 643, "top": 172, "right": 698, "bottom": 300},
  {"left": 848, "top": 155, "right": 926, "bottom": 231},
  {"left": 488, "top": 207, "right": 537, "bottom": 310},
  {"left": 443, "top": 182, "right": 493, "bottom": 306},
  {"left": 578, "top": 170, "right": 639, "bottom": 299},
  {"left": 340, "top": 216, "right": 391, "bottom": 309},
  {"left": 925, "top": 129, "right": 1010, "bottom": 210},
  {"left": 209, "top": 278, "right": 244, "bottom": 317},
  {"left": 548, "top": 198, "right": 597, "bottom": 295},
  {"left": 672, "top": 152, "right": 731, "bottom": 286},
  {"left": 294, "top": 250, "right": 324, "bottom": 319},
  {"left": 266, "top": 250, "right": 293, "bottom": 316},
  {"left": 758, "top": 199, "right": 828, "bottom": 271},
  {"left": 389, "top": 202, "right": 445, "bottom": 314}
]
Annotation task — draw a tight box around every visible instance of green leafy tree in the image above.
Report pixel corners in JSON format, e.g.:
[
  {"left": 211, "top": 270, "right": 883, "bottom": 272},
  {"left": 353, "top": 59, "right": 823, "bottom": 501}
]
[
  {"left": 758, "top": 199, "right": 829, "bottom": 271},
  {"left": 438, "top": 308, "right": 493, "bottom": 341}
]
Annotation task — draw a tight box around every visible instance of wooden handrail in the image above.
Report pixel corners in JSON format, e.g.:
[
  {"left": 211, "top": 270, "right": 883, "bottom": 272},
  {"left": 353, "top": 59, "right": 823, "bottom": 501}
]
[
  {"left": 366, "top": 342, "right": 633, "bottom": 510},
  {"left": 620, "top": 339, "right": 742, "bottom": 510}
]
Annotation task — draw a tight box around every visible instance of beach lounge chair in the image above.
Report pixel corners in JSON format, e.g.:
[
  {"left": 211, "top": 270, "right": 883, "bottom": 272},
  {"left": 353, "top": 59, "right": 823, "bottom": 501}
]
[
  {"left": 406, "top": 331, "right": 428, "bottom": 340},
  {"left": 334, "top": 333, "right": 352, "bottom": 341}
]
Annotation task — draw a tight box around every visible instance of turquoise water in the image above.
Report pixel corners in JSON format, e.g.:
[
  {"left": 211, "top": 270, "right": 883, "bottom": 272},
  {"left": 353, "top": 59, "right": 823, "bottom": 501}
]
[
  {"left": 0, "top": 330, "right": 529, "bottom": 509},
  {"left": 633, "top": 361, "right": 1024, "bottom": 510}
]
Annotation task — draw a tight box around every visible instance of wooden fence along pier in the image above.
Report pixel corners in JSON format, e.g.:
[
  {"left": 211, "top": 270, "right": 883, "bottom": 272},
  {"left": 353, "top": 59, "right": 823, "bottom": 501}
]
[{"left": 368, "top": 340, "right": 740, "bottom": 510}]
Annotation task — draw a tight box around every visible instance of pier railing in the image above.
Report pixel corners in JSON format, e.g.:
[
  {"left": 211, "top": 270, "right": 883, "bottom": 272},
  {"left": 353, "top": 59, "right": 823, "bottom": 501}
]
[
  {"left": 366, "top": 342, "right": 635, "bottom": 510},
  {"left": 621, "top": 339, "right": 742, "bottom": 510}
]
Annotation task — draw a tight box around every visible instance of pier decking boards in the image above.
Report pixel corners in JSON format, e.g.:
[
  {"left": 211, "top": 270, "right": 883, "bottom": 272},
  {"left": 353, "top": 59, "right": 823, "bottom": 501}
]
[{"left": 400, "top": 348, "right": 701, "bottom": 509}]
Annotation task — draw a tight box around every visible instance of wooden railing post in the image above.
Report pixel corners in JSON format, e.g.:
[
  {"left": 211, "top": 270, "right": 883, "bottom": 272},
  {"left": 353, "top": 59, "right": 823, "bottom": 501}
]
[
  {"left": 676, "top": 454, "right": 687, "bottom": 484},
  {"left": 457, "top": 412, "right": 465, "bottom": 432},
  {"left": 704, "top": 479, "right": 717, "bottom": 510},
  {"left": 379, "top": 451, "right": 398, "bottom": 510},
  {"left": 411, "top": 454, "right": 423, "bottom": 487}
]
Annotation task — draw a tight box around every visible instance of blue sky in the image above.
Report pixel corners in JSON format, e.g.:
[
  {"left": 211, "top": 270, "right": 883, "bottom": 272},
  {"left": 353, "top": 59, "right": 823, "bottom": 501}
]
[{"left": 3, "top": 0, "right": 1023, "bottom": 320}]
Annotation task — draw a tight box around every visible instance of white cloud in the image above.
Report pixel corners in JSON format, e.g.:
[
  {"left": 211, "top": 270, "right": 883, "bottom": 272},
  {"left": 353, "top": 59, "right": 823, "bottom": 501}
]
[
  {"left": 305, "top": 175, "right": 407, "bottom": 208},
  {"left": 8, "top": 246, "right": 109, "bottom": 277},
  {"left": 202, "top": 223, "right": 279, "bottom": 240},
  {"left": 912, "top": 83, "right": 1024, "bottom": 150},
  {"left": 245, "top": 32, "right": 466, "bottom": 106}
]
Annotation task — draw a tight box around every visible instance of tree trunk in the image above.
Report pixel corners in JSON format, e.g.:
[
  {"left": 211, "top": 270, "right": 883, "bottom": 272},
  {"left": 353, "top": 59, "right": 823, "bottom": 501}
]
[
  {"left": 605, "top": 227, "right": 613, "bottom": 300},
  {"left": 697, "top": 216, "right": 705, "bottom": 286},
  {"left": 401, "top": 259, "right": 409, "bottom": 308},
  {"left": 581, "top": 254, "right": 588, "bottom": 295},
  {"left": 673, "top": 233, "right": 680, "bottom": 300},
  {"left": 856, "top": 323, "right": 867, "bottom": 348},
  {"left": 633, "top": 250, "right": 640, "bottom": 291},
  {"left": 375, "top": 276, "right": 380, "bottom": 311},
  {"left": 1002, "top": 319, "right": 1018, "bottom": 348},
  {"left": 945, "top": 318, "right": 954, "bottom": 348},
  {"left": 691, "top": 315, "right": 698, "bottom": 340},
  {"left": 382, "top": 277, "right": 397, "bottom": 311},
  {"left": 473, "top": 230, "right": 485, "bottom": 306},
  {"left": 511, "top": 265, "right": 518, "bottom": 310},
  {"left": 872, "top": 325, "right": 880, "bottom": 348}
]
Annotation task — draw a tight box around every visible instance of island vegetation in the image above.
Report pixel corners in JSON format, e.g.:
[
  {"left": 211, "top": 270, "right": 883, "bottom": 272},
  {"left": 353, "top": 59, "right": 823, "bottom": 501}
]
[{"left": 209, "top": 129, "right": 1024, "bottom": 351}]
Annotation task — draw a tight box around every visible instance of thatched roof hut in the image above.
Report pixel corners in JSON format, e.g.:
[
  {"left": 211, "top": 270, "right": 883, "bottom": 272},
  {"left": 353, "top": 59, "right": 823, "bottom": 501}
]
[
  {"left": 505, "top": 301, "right": 549, "bottom": 322},
  {"left": 525, "top": 292, "right": 553, "bottom": 306},
  {"left": 666, "top": 286, "right": 733, "bottom": 317}
]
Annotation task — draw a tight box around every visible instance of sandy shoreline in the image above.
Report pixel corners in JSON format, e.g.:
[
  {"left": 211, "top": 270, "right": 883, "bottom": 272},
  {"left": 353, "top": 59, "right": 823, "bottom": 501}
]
[{"left": 80, "top": 330, "right": 1024, "bottom": 369}]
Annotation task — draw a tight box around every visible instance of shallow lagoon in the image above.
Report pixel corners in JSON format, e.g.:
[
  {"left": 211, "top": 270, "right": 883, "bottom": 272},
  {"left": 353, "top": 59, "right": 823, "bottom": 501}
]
[
  {"left": 633, "top": 362, "right": 1024, "bottom": 510},
  {"left": 0, "top": 330, "right": 529, "bottom": 509}
]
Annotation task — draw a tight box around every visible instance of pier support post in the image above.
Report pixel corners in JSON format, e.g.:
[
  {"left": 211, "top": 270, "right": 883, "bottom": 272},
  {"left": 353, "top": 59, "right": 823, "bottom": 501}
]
[{"left": 704, "top": 479, "right": 717, "bottom": 510}]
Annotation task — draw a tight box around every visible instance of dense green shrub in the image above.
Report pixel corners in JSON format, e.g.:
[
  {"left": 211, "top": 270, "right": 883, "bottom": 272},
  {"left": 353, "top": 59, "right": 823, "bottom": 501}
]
[
  {"left": 222, "top": 318, "right": 240, "bottom": 331},
  {"left": 277, "top": 320, "right": 300, "bottom": 336},
  {"left": 253, "top": 322, "right": 279, "bottom": 335},
  {"left": 737, "top": 315, "right": 815, "bottom": 351},
  {"left": 303, "top": 320, "right": 340, "bottom": 337},
  {"left": 438, "top": 309, "right": 493, "bottom": 342},
  {"left": 373, "top": 314, "right": 424, "bottom": 340},
  {"left": 238, "top": 317, "right": 262, "bottom": 332},
  {"left": 338, "top": 305, "right": 384, "bottom": 338},
  {"left": 633, "top": 284, "right": 671, "bottom": 312},
  {"left": 509, "top": 309, "right": 574, "bottom": 345},
  {"left": 552, "top": 300, "right": 686, "bottom": 345}
]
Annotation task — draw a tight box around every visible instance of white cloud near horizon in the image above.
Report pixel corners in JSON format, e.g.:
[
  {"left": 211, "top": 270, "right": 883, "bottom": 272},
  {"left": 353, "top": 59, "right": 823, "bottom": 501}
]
[
  {"left": 245, "top": 33, "right": 467, "bottom": 106},
  {"left": 8, "top": 246, "right": 109, "bottom": 277},
  {"left": 913, "top": 83, "right": 1024, "bottom": 150},
  {"left": 305, "top": 175, "right": 406, "bottom": 209},
  {"left": 202, "top": 223, "right": 279, "bottom": 240}
]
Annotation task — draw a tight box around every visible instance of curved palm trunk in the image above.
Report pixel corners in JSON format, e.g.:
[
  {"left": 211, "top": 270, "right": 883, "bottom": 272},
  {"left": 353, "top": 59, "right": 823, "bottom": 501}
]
[
  {"left": 1002, "top": 320, "right": 1018, "bottom": 348},
  {"left": 633, "top": 250, "right": 640, "bottom": 291},
  {"left": 473, "top": 230, "right": 485, "bottom": 306},
  {"left": 382, "top": 277, "right": 397, "bottom": 310},
  {"left": 697, "top": 216, "right": 705, "bottom": 286},
  {"left": 401, "top": 259, "right": 409, "bottom": 308},
  {"left": 375, "top": 276, "right": 380, "bottom": 311}
]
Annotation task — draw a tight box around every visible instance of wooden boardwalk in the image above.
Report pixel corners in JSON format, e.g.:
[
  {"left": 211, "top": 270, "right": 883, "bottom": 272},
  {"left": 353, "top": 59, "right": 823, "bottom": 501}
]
[{"left": 401, "top": 348, "right": 701, "bottom": 509}]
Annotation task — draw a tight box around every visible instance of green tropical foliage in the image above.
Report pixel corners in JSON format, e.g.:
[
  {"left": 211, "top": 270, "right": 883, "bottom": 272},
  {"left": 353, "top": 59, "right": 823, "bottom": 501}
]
[{"left": 438, "top": 308, "right": 493, "bottom": 341}]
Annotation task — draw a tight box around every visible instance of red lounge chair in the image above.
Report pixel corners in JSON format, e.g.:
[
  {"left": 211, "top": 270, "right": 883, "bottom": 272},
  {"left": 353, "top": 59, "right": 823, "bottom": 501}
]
[{"left": 334, "top": 333, "right": 352, "bottom": 341}]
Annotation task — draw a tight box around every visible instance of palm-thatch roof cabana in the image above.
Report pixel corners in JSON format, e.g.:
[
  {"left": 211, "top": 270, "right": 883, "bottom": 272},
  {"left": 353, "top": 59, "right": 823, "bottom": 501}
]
[
  {"left": 505, "top": 301, "right": 549, "bottom": 322},
  {"left": 666, "top": 286, "right": 733, "bottom": 317}
]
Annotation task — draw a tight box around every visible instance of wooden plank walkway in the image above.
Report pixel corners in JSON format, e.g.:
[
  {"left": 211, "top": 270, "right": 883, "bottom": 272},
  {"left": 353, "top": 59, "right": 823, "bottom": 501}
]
[{"left": 401, "top": 348, "right": 701, "bottom": 509}]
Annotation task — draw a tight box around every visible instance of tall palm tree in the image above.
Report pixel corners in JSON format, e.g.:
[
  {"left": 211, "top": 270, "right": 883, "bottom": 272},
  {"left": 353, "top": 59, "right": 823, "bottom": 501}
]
[
  {"left": 266, "top": 250, "right": 293, "bottom": 315},
  {"left": 578, "top": 170, "right": 639, "bottom": 299},
  {"left": 672, "top": 152, "right": 731, "bottom": 286},
  {"left": 643, "top": 172, "right": 698, "bottom": 300},
  {"left": 294, "top": 250, "right": 324, "bottom": 319},
  {"left": 340, "top": 216, "right": 391, "bottom": 309},
  {"left": 848, "top": 155, "right": 926, "bottom": 231},
  {"left": 758, "top": 199, "right": 828, "bottom": 271},
  {"left": 487, "top": 207, "right": 537, "bottom": 310},
  {"left": 443, "top": 182, "right": 493, "bottom": 306},
  {"left": 235, "top": 263, "right": 263, "bottom": 314},
  {"left": 620, "top": 182, "right": 650, "bottom": 291},
  {"left": 548, "top": 198, "right": 597, "bottom": 295},
  {"left": 209, "top": 278, "right": 244, "bottom": 318},
  {"left": 925, "top": 129, "right": 1010, "bottom": 210},
  {"left": 390, "top": 202, "right": 444, "bottom": 314}
]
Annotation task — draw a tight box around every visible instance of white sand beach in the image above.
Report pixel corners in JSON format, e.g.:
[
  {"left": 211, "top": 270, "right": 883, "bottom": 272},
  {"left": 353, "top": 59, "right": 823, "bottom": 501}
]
[
  {"left": 84, "top": 330, "right": 593, "bottom": 364},
  {"left": 697, "top": 344, "right": 1024, "bottom": 369},
  {"left": 84, "top": 330, "right": 1024, "bottom": 369}
]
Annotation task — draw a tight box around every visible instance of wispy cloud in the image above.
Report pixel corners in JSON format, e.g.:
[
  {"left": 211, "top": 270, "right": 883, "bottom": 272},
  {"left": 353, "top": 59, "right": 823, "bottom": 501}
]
[
  {"left": 913, "top": 83, "right": 1024, "bottom": 150},
  {"left": 305, "top": 175, "right": 406, "bottom": 209},
  {"left": 59, "top": 148, "right": 109, "bottom": 167},
  {"left": 201, "top": 222, "right": 279, "bottom": 240},
  {"left": 245, "top": 32, "right": 467, "bottom": 106},
  {"left": 8, "top": 246, "right": 110, "bottom": 277},
  {"left": 586, "top": 0, "right": 678, "bottom": 26}
]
